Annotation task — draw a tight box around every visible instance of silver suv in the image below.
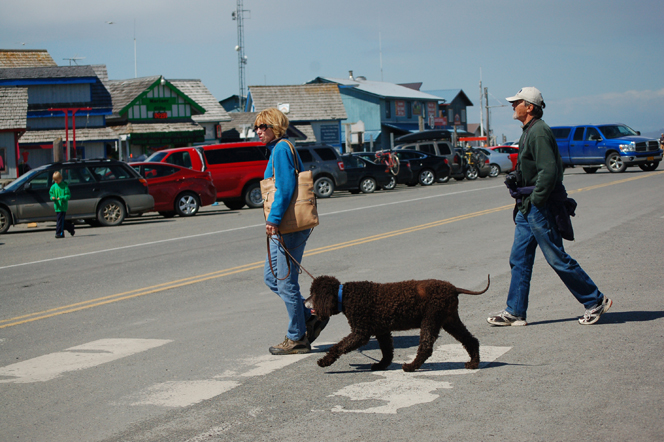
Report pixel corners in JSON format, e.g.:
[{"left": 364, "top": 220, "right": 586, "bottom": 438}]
[{"left": 296, "top": 144, "right": 348, "bottom": 198}]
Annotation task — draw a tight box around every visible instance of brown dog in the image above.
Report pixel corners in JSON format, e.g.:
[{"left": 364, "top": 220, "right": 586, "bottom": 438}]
[{"left": 304, "top": 275, "right": 489, "bottom": 372}]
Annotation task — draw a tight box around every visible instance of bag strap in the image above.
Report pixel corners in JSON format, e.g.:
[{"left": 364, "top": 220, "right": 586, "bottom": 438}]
[{"left": 271, "top": 139, "right": 302, "bottom": 178}]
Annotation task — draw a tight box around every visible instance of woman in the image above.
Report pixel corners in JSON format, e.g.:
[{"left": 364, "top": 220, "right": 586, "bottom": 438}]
[{"left": 255, "top": 108, "right": 327, "bottom": 355}]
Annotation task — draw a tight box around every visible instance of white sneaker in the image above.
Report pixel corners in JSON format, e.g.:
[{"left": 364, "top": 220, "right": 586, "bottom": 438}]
[
  {"left": 579, "top": 297, "right": 613, "bottom": 325},
  {"left": 487, "top": 310, "right": 527, "bottom": 326}
]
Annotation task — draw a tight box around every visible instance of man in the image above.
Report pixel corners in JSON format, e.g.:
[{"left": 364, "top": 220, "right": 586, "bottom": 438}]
[{"left": 487, "top": 87, "right": 612, "bottom": 326}]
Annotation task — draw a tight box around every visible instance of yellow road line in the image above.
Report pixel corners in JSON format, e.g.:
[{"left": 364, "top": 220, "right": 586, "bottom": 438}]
[{"left": 2, "top": 171, "right": 661, "bottom": 329}]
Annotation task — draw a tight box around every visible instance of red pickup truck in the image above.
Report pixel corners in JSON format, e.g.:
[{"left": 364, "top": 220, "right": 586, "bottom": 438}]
[{"left": 146, "top": 142, "right": 268, "bottom": 210}]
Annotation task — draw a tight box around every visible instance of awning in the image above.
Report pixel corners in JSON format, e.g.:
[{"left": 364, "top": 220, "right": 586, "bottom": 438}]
[
  {"left": 18, "top": 127, "right": 120, "bottom": 145},
  {"left": 382, "top": 122, "right": 419, "bottom": 134},
  {"left": 111, "top": 122, "right": 205, "bottom": 146}
]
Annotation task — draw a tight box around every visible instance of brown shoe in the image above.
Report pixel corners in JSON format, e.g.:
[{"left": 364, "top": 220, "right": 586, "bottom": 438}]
[{"left": 269, "top": 336, "right": 311, "bottom": 355}]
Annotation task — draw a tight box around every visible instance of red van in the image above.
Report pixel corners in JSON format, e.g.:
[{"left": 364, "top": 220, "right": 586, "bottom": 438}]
[{"left": 146, "top": 142, "right": 268, "bottom": 210}]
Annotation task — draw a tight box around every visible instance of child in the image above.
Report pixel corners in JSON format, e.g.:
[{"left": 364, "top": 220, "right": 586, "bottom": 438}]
[{"left": 49, "top": 171, "right": 75, "bottom": 238}]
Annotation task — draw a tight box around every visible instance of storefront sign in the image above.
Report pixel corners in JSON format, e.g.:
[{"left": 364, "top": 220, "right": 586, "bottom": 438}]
[
  {"left": 395, "top": 100, "right": 406, "bottom": 117},
  {"left": 144, "top": 97, "right": 177, "bottom": 112},
  {"left": 320, "top": 124, "right": 339, "bottom": 145}
]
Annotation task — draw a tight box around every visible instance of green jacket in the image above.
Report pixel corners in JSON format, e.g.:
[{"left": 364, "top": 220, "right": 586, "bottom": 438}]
[
  {"left": 49, "top": 181, "right": 71, "bottom": 213},
  {"left": 516, "top": 118, "right": 564, "bottom": 215}
]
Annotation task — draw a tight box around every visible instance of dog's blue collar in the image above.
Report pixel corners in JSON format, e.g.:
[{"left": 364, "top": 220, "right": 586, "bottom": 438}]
[{"left": 338, "top": 284, "right": 343, "bottom": 313}]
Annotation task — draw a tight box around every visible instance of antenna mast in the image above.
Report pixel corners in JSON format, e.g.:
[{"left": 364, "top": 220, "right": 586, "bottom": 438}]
[{"left": 233, "top": 0, "right": 249, "bottom": 111}]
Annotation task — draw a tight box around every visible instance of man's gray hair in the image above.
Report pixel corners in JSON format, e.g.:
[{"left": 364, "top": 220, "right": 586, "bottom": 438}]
[{"left": 525, "top": 101, "right": 544, "bottom": 119}]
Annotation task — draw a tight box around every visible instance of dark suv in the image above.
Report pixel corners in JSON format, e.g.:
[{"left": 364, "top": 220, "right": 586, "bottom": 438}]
[
  {"left": 0, "top": 159, "right": 154, "bottom": 234},
  {"left": 295, "top": 144, "right": 347, "bottom": 198},
  {"left": 395, "top": 140, "right": 490, "bottom": 180}
]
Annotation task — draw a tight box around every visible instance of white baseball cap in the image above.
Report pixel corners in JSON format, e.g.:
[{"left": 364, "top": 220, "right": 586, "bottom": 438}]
[{"left": 506, "top": 87, "right": 545, "bottom": 108}]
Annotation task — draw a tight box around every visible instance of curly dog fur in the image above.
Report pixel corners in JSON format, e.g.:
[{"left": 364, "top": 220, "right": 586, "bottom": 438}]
[{"left": 304, "top": 275, "right": 489, "bottom": 372}]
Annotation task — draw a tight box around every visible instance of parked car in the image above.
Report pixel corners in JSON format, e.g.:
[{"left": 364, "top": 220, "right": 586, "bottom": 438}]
[
  {"left": 338, "top": 154, "right": 393, "bottom": 193},
  {"left": 477, "top": 147, "right": 514, "bottom": 177},
  {"left": 295, "top": 143, "right": 347, "bottom": 198},
  {"left": 489, "top": 145, "right": 519, "bottom": 171},
  {"left": 146, "top": 142, "right": 268, "bottom": 210},
  {"left": 0, "top": 158, "right": 154, "bottom": 234},
  {"left": 352, "top": 151, "right": 413, "bottom": 190},
  {"left": 130, "top": 162, "right": 216, "bottom": 217},
  {"left": 392, "top": 150, "right": 450, "bottom": 186}
]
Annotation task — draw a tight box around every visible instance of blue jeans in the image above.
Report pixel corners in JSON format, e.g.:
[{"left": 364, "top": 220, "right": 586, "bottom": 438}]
[
  {"left": 264, "top": 229, "right": 312, "bottom": 341},
  {"left": 506, "top": 204, "right": 603, "bottom": 319}
]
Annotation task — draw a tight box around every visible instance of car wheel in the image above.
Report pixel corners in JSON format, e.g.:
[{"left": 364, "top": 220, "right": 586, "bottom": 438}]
[
  {"left": 382, "top": 176, "right": 397, "bottom": 190},
  {"left": 0, "top": 207, "right": 11, "bottom": 234},
  {"left": 438, "top": 171, "right": 451, "bottom": 183},
  {"left": 360, "top": 177, "right": 377, "bottom": 193},
  {"left": 418, "top": 169, "right": 435, "bottom": 186},
  {"left": 159, "top": 211, "right": 176, "bottom": 218},
  {"left": 639, "top": 161, "right": 659, "bottom": 171},
  {"left": 583, "top": 167, "right": 599, "bottom": 174},
  {"left": 605, "top": 152, "right": 626, "bottom": 173},
  {"left": 224, "top": 200, "right": 245, "bottom": 210},
  {"left": 243, "top": 182, "right": 263, "bottom": 208},
  {"left": 465, "top": 166, "right": 479, "bottom": 180},
  {"left": 175, "top": 192, "right": 200, "bottom": 217},
  {"left": 314, "top": 177, "right": 334, "bottom": 198},
  {"left": 97, "top": 198, "right": 126, "bottom": 227},
  {"left": 489, "top": 164, "right": 501, "bottom": 178}
]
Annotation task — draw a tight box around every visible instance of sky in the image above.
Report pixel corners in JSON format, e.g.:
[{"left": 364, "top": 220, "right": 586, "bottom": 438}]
[{"left": 2, "top": 0, "right": 663, "bottom": 142}]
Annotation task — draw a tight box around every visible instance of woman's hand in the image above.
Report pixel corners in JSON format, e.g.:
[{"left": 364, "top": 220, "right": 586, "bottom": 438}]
[{"left": 266, "top": 224, "right": 279, "bottom": 236}]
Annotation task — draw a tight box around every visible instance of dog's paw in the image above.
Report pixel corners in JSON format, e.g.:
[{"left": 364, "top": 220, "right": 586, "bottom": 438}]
[
  {"left": 371, "top": 362, "right": 389, "bottom": 371},
  {"left": 465, "top": 360, "right": 480, "bottom": 370},
  {"left": 401, "top": 363, "right": 418, "bottom": 372},
  {"left": 317, "top": 356, "right": 334, "bottom": 367}
]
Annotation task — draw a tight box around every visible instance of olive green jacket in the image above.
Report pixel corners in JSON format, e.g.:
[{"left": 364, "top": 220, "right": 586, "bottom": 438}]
[{"left": 516, "top": 118, "right": 564, "bottom": 215}]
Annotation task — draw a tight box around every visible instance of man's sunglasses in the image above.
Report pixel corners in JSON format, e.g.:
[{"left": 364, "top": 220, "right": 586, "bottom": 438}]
[{"left": 254, "top": 124, "right": 273, "bottom": 131}]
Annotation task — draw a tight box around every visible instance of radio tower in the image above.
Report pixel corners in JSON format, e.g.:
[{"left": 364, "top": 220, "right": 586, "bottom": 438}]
[{"left": 232, "top": 0, "right": 248, "bottom": 111}]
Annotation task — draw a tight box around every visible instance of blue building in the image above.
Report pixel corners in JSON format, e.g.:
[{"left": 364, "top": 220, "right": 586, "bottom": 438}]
[{"left": 309, "top": 75, "right": 457, "bottom": 151}]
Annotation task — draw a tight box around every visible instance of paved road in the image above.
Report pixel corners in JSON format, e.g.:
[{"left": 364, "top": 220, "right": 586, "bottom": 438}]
[{"left": 1, "top": 169, "right": 663, "bottom": 442}]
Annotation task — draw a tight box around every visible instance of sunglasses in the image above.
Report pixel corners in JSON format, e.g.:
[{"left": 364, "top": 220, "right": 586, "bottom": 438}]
[{"left": 253, "top": 124, "right": 273, "bottom": 132}]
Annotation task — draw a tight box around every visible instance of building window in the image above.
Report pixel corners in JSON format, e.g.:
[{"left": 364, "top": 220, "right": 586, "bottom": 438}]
[
  {"left": 461, "top": 109, "right": 466, "bottom": 123},
  {"left": 385, "top": 100, "right": 391, "bottom": 119},
  {"left": 406, "top": 101, "right": 412, "bottom": 119}
]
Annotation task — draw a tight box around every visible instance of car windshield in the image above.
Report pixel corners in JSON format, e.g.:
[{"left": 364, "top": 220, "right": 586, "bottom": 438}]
[
  {"left": 598, "top": 125, "right": 638, "bottom": 139},
  {"left": 146, "top": 151, "right": 167, "bottom": 162},
  {"left": 1, "top": 168, "right": 45, "bottom": 191}
]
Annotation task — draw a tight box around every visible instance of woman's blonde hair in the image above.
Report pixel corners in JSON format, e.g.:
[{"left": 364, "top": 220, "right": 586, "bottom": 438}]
[{"left": 254, "top": 108, "right": 289, "bottom": 139}]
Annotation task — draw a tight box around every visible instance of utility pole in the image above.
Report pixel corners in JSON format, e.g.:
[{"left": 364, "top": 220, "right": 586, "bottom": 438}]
[
  {"left": 484, "top": 86, "right": 490, "bottom": 146},
  {"left": 479, "top": 76, "right": 485, "bottom": 140},
  {"left": 232, "top": 0, "right": 249, "bottom": 111}
]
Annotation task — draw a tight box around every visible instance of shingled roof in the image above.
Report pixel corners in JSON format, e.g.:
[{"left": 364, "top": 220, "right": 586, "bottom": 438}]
[
  {"left": 170, "top": 79, "right": 231, "bottom": 123},
  {"left": 0, "top": 50, "right": 57, "bottom": 68},
  {"left": 0, "top": 87, "right": 28, "bottom": 130},
  {"left": 248, "top": 83, "right": 347, "bottom": 121},
  {"left": 106, "top": 76, "right": 161, "bottom": 118},
  {"left": 0, "top": 65, "right": 99, "bottom": 81}
]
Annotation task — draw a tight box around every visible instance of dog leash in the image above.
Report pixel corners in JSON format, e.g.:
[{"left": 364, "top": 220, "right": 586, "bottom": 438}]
[{"left": 266, "top": 234, "right": 316, "bottom": 281}]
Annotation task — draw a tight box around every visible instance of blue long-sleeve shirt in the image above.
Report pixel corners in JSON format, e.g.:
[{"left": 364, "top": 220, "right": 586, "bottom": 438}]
[{"left": 264, "top": 138, "right": 303, "bottom": 227}]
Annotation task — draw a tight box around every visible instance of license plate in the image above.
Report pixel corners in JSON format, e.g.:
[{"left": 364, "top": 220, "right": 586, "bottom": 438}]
[{"left": 647, "top": 156, "right": 654, "bottom": 161}]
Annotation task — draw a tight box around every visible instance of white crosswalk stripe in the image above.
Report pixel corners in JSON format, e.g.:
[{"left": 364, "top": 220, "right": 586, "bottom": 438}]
[{"left": 0, "top": 339, "right": 172, "bottom": 384}]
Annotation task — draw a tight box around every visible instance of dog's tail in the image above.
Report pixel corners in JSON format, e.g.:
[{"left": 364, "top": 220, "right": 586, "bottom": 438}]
[{"left": 457, "top": 275, "right": 490, "bottom": 295}]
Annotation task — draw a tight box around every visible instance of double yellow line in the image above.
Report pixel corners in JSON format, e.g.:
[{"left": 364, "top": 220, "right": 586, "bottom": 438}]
[{"left": 2, "top": 171, "right": 661, "bottom": 329}]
